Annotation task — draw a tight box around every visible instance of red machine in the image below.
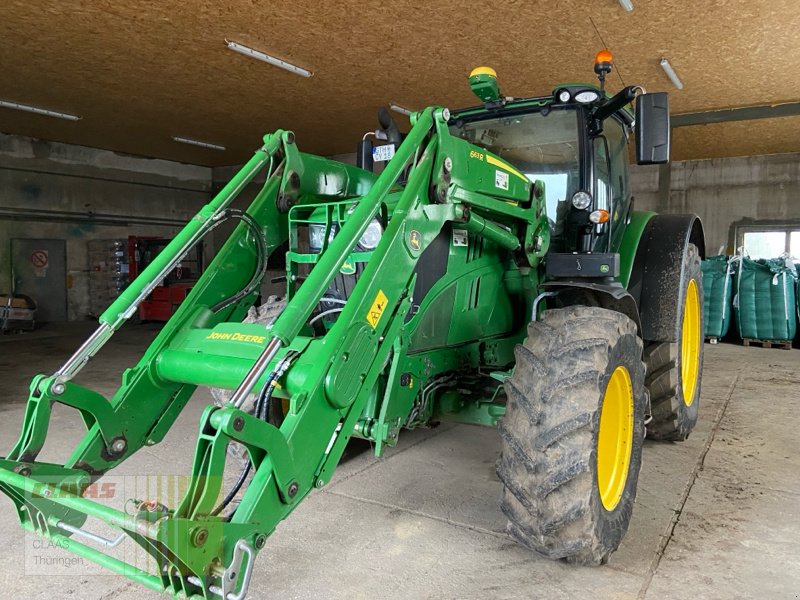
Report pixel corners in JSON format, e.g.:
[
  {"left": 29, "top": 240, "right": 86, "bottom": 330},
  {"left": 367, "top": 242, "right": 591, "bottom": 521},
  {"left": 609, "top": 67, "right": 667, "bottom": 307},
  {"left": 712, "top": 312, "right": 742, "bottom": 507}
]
[{"left": 128, "top": 236, "right": 203, "bottom": 321}]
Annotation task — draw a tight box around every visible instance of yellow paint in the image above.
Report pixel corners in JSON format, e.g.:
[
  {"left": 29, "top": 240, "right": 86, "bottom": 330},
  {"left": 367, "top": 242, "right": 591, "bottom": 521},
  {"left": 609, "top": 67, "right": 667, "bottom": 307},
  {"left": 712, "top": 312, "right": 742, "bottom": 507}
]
[
  {"left": 408, "top": 230, "right": 422, "bottom": 251},
  {"left": 205, "top": 331, "right": 266, "bottom": 344},
  {"left": 470, "top": 66, "right": 497, "bottom": 78},
  {"left": 485, "top": 154, "right": 529, "bottom": 182},
  {"left": 366, "top": 289, "right": 388, "bottom": 328},
  {"left": 597, "top": 365, "right": 634, "bottom": 512},
  {"left": 681, "top": 278, "right": 701, "bottom": 406}
]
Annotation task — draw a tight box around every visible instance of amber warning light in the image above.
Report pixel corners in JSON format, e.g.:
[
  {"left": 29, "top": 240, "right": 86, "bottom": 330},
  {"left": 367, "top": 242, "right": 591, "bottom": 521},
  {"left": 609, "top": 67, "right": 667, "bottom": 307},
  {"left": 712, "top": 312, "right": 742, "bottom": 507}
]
[
  {"left": 595, "top": 49, "right": 614, "bottom": 65},
  {"left": 594, "top": 49, "right": 614, "bottom": 91}
]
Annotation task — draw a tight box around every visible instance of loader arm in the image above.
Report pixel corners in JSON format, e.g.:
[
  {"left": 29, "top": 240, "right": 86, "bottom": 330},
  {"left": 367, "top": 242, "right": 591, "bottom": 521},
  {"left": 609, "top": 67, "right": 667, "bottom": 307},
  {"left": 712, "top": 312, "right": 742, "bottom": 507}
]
[{"left": 0, "top": 105, "right": 544, "bottom": 598}]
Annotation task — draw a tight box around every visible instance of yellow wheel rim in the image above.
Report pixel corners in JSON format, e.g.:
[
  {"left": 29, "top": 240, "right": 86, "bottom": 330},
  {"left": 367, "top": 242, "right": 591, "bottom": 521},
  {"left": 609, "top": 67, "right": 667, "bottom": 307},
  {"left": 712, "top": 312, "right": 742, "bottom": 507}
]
[
  {"left": 597, "top": 366, "right": 634, "bottom": 512},
  {"left": 681, "top": 279, "right": 701, "bottom": 406}
]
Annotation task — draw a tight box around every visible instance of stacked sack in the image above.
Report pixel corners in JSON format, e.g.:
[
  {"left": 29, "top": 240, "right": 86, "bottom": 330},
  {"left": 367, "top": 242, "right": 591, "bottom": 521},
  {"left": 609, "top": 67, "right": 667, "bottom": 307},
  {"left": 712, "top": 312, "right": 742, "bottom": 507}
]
[{"left": 701, "top": 255, "right": 734, "bottom": 339}]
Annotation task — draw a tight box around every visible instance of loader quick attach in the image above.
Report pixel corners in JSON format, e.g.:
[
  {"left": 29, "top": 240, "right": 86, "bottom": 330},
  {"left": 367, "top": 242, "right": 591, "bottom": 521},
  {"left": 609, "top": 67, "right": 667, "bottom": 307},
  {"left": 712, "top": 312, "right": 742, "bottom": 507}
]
[{"left": 0, "top": 52, "right": 706, "bottom": 598}]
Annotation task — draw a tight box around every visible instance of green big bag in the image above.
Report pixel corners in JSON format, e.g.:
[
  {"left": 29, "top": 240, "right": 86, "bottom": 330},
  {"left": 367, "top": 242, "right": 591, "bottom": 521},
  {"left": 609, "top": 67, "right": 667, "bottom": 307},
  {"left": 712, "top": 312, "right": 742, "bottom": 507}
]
[
  {"left": 701, "top": 255, "right": 733, "bottom": 339},
  {"left": 733, "top": 256, "right": 798, "bottom": 341}
]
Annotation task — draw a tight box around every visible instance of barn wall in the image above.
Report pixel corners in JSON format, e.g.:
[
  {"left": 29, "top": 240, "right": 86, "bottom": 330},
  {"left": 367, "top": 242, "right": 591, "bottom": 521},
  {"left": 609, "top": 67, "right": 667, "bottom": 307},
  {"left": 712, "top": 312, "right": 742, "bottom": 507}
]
[
  {"left": 631, "top": 153, "right": 800, "bottom": 255},
  {"left": 0, "top": 132, "right": 212, "bottom": 320}
]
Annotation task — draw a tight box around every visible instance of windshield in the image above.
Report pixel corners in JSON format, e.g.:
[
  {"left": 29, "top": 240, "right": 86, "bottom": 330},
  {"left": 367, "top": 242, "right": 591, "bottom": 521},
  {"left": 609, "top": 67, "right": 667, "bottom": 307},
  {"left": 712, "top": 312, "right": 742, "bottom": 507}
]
[{"left": 450, "top": 108, "right": 580, "bottom": 243}]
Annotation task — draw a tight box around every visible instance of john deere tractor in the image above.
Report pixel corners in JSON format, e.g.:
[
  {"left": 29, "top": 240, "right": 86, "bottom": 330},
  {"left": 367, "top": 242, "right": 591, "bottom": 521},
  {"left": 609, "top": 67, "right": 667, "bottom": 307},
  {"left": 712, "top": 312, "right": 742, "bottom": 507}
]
[{"left": 0, "top": 51, "right": 704, "bottom": 597}]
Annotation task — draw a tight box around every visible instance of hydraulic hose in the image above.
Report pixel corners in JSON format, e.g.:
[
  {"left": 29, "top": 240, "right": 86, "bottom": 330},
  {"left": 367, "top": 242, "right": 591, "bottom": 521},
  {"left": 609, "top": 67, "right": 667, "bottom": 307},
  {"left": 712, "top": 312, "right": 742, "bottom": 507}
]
[
  {"left": 209, "top": 210, "right": 269, "bottom": 313},
  {"left": 211, "top": 351, "right": 297, "bottom": 518}
]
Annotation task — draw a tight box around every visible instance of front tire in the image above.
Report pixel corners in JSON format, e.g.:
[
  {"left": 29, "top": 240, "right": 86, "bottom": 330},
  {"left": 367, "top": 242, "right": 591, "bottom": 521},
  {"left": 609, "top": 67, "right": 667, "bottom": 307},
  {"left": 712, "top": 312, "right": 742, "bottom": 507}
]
[
  {"left": 645, "top": 243, "right": 704, "bottom": 441},
  {"left": 497, "top": 306, "right": 646, "bottom": 565}
]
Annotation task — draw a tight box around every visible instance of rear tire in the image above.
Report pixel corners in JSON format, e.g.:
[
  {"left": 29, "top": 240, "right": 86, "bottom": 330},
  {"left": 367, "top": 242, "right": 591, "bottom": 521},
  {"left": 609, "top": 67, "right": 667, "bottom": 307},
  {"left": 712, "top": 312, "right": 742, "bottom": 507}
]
[
  {"left": 645, "top": 243, "right": 703, "bottom": 441},
  {"left": 497, "top": 306, "right": 646, "bottom": 565}
]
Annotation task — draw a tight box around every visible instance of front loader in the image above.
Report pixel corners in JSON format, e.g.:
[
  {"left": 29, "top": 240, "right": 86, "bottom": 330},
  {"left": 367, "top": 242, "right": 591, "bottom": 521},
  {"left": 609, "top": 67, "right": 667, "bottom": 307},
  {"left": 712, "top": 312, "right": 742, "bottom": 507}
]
[{"left": 0, "top": 51, "right": 705, "bottom": 598}]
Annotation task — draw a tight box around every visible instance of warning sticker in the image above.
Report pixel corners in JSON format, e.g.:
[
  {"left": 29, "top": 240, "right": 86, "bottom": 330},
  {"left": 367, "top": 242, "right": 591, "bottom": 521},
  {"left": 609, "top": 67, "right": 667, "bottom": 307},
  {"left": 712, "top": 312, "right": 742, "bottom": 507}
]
[
  {"left": 408, "top": 230, "right": 422, "bottom": 251},
  {"left": 366, "top": 289, "right": 388, "bottom": 329},
  {"left": 452, "top": 229, "right": 469, "bottom": 247},
  {"left": 495, "top": 170, "right": 509, "bottom": 191},
  {"left": 30, "top": 250, "right": 49, "bottom": 278},
  {"left": 30, "top": 250, "right": 49, "bottom": 268}
]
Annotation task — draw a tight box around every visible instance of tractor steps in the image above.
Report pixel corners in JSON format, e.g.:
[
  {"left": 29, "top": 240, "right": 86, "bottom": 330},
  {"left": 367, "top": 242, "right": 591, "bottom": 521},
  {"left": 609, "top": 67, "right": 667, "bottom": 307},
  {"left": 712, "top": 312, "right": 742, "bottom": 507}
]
[{"left": 742, "top": 338, "right": 792, "bottom": 350}]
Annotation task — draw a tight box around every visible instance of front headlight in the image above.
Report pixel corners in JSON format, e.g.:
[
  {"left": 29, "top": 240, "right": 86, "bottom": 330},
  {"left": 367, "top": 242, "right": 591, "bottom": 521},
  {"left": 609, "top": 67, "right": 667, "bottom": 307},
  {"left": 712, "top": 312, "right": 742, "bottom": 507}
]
[
  {"left": 308, "top": 224, "right": 325, "bottom": 250},
  {"left": 358, "top": 219, "right": 383, "bottom": 250},
  {"left": 571, "top": 191, "right": 592, "bottom": 210},
  {"left": 309, "top": 223, "right": 337, "bottom": 251},
  {"left": 575, "top": 90, "right": 600, "bottom": 103}
]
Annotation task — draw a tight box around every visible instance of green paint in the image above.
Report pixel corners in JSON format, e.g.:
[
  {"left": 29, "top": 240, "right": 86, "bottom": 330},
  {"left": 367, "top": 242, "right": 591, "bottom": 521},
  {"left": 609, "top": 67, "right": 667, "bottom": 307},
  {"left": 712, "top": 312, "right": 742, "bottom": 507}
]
[
  {"left": 469, "top": 68, "right": 502, "bottom": 103},
  {"left": 0, "top": 70, "right": 682, "bottom": 599},
  {"left": 618, "top": 211, "right": 656, "bottom": 286}
]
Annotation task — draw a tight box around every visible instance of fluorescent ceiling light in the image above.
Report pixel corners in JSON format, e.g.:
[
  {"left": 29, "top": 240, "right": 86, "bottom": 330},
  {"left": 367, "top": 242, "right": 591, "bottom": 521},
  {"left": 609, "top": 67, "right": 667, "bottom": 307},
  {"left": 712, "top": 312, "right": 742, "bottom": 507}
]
[
  {"left": 172, "top": 136, "right": 226, "bottom": 151},
  {"left": 618, "top": 0, "right": 634, "bottom": 11},
  {"left": 0, "top": 99, "right": 80, "bottom": 121},
  {"left": 226, "top": 40, "right": 313, "bottom": 78},
  {"left": 389, "top": 103, "right": 413, "bottom": 116},
  {"left": 660, "top": 58, "right": 684, "bottom": 90}
]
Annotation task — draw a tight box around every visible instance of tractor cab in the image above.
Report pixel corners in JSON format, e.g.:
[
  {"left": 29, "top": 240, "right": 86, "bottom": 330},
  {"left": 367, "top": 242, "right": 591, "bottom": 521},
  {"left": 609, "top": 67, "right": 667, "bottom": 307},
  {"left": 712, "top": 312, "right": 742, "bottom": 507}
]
[
  {"left": 449, "top": 51, "right": 670, "bottom": 277},
  {"left": 356, "top": 50, "right": 670, "bottom": 280}
]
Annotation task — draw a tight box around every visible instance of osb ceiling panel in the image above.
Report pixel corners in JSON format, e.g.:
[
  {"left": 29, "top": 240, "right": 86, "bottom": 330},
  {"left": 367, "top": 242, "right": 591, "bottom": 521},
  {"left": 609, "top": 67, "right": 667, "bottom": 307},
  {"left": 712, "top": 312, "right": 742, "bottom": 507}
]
[{"left": 0, "top": 0, "right": 798, "bottom": 167}]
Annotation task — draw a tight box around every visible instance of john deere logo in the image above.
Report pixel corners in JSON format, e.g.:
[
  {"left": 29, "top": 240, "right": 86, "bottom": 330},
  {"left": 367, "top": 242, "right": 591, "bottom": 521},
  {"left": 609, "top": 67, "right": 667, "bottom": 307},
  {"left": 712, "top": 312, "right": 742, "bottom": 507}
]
[
  {"left": 340, "top": 259, "right": 356, "bottom": 275},
  {"left": 600, "top": 264, "right": 610, "bottom": 273},
  {"left": 409, "top": 230, "right": 422, "bottom": 251}
]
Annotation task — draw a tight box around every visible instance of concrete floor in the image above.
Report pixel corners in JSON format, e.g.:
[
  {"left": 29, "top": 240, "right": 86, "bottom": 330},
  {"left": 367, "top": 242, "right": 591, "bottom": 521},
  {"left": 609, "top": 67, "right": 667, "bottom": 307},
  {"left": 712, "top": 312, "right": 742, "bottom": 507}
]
[{"left": 0, "top": 323, "right": 798, "bottom": 599}]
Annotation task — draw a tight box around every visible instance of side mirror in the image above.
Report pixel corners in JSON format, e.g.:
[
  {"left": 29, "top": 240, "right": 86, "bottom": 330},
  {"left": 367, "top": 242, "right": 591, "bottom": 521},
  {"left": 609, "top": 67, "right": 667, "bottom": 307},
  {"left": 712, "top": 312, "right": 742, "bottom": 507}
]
[{"left": 635, "top": 92, "right": 670, "bottom": 165}]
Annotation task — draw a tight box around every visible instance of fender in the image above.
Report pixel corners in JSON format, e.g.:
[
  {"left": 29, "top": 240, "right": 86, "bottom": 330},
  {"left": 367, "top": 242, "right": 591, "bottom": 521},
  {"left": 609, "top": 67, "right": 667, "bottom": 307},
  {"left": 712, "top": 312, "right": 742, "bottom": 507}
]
[
  {"left": 617, "top": 210, "right": 657, "bottom": 287},
  {"left": 540, "top": 280, "right": 642, "bottom": 335},
  {"left": 627, "top": 214, "right": 705, "bottom": 342}
]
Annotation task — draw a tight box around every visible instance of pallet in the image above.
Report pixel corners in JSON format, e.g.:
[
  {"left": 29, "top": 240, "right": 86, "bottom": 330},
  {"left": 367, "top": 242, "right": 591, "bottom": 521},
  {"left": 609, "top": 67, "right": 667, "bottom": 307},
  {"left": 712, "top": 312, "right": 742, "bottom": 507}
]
[
  {"left": 742, "top": 338, "right": 792, "bottom": 350},
  {"left": 705, "top": 336, "right": 720, "bottom": 344}
]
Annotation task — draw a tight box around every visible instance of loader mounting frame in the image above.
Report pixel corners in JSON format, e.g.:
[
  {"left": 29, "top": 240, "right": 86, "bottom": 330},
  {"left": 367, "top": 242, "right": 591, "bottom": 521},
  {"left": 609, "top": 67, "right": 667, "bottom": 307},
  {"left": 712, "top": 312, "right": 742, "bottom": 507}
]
[{"left": 0, "top": 106, "right": 549, "bottom": 598}]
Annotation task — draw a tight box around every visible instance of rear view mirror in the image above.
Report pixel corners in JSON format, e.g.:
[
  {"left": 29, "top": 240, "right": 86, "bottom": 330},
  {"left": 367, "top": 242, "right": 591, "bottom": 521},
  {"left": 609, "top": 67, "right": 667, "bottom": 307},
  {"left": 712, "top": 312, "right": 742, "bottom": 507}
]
[{"left": 635, "top": 92, "right": 670, "bottom": 165}]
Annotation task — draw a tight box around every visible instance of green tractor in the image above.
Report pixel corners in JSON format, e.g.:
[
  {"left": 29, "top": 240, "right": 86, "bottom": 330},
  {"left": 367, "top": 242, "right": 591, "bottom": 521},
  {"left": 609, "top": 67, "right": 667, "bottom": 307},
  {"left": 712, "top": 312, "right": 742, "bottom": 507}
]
[{"left": 0, "top": 50, "right": 704, "bottom": 597}]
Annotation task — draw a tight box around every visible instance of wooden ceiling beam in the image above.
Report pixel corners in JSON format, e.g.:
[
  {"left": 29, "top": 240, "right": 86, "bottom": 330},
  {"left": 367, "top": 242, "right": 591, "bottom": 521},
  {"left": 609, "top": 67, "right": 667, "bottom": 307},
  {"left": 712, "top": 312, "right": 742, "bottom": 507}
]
[{"left": 672, "top": 102, "right": 800, "bottom": 127}]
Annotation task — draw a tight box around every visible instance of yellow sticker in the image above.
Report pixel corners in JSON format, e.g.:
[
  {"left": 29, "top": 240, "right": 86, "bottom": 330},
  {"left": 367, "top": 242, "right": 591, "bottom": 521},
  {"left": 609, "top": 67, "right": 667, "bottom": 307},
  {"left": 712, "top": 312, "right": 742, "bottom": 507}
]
[
  {"left": 408, "top": 230, "right": 422, "bottom": 251},
  {"left": 366, "top": 289, "right": 388, "bottom": 329},
  {"left": 485, "top": 154, "right": 529, "bottom": 182}
]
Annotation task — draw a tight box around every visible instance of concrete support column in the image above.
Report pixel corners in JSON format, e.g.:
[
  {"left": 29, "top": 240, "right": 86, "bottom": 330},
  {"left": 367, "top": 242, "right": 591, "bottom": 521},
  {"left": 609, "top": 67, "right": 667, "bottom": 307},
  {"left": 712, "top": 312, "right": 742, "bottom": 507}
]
[{"left": 656, "top": 160, "right": 672, "bottom": 214}]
